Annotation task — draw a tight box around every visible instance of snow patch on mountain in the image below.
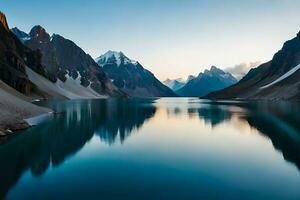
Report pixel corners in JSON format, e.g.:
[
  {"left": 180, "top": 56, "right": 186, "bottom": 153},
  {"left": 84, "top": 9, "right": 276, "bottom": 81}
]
[
  {"left": 260, "top": 63, "right": 300, "bottom": 89},
  {"left": 26, "top": 67, "right": 107, "bottom": 99}
]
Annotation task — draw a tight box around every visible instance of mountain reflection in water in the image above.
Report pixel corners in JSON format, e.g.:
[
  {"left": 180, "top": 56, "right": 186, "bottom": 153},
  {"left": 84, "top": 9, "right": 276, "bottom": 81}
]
[
  {"left": 0, "top": 98, "right": 300, "bottom": 199},
  {"left": 168, "top": 100, "right": 300, "bottom": 170},
  {"left": 0, "top": 99, "right": 156, "bottom": 198}
]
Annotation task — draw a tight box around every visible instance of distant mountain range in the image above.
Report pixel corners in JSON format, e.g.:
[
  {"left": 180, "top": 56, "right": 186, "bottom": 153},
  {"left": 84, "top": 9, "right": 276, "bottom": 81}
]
[
  {"left": 164, "top": 66, "right": 237, "bottom": 97},
  {"left": 95, "top": 51, "right": 176, "bottom": 97},
  {"left": 163, "top": 78, "right": 186, "bottom": 91},
  {"left": 206, "top": 31, "right": 300, "bottom": 100}
]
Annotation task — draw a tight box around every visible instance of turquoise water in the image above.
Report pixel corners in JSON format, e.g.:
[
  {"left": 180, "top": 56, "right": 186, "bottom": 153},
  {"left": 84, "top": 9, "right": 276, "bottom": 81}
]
[{"left": 0, "top": 98, "right": 300, "bottom": 200}]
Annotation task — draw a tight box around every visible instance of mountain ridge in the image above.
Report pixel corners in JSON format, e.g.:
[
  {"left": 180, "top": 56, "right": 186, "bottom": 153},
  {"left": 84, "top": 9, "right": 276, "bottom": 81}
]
[
  {"left": 12, "top": 26, "right": 126, "bottom": 98},
  {"left": 177, "top": 66, "right": 237, "bottom": 97}
]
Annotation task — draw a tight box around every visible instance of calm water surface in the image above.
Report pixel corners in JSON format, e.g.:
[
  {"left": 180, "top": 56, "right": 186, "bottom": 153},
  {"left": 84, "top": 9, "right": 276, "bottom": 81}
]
[{"left": 0, "top": 98, "right": 300, "bottom": 200}]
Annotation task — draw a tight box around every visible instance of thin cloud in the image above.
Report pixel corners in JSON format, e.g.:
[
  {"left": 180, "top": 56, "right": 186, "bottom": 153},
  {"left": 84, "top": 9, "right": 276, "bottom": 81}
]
[{"left": 225, "top": 61, "right": 262, "bottom": 80}]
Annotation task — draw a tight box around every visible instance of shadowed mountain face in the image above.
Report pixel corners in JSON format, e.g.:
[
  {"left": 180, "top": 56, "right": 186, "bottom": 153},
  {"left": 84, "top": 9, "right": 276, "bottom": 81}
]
[
  {"left": 24, "top": 26, "right": 63, "bottom": 82},
  {"left": 0, "top": 13, "right": 51, "bottom": 96},
  {"left": 207, "top": 31, "right": 300, "bottom": 100},
  {"left": 95, "top": 51, "right": 177, "bottom": 97},
  {"left": 177, "top": 66, "right": 237, "bottom": 97},
  {"left": 12, "top": 27, "right": 125, "bottom": 98},
  {"left": 0, "top": 99, "right": 156, "bottom": 199}
]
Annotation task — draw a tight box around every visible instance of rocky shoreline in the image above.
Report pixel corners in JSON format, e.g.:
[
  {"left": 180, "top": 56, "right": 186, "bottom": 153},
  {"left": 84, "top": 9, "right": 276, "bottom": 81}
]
[
  {"left": 0, "top": 120, "right": 30, "bottom": 138},
  {"left": 0, "top": 81, "right": 52, "bottom": 138}
]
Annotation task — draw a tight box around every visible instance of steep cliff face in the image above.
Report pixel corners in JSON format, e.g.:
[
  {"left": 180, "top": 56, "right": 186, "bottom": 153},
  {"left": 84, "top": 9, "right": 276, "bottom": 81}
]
[
  {"left": 0, "top": 13, "right": 50, "bottom": 96},
  {"left": 0, "top": 12, "right": 53, "bottom": 136},
  {"left": 25, "top": 26, "right": 63, "bottom": 82},
  {"left": 0, "top": 12, "right": 9, "bottom": 31}
]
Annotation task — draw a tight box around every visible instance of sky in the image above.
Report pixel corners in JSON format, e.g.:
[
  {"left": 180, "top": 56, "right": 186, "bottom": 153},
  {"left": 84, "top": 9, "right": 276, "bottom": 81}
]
[{"left": 2, "top": 0, "right": 300, "bottom": 80}]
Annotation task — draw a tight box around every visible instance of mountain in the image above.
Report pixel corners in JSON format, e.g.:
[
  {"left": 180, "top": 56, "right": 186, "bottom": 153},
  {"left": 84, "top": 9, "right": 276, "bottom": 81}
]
[
  {"left": 163, "top": 78, "right": 186, "bottom": 91},
  {"left": 206, "top": 31, "right": 300, "bottom": 100},
  {"left": 177, "top": 66, "right": 237, "bottom": 97},
  {"left": 10, "top": 27, "right": 30, "bottom": 42},
  {"left": 12, "top": 26, "right": 125, "bottom": 98},
  {"left": 95, "top": 51, "right": 176, "bottom": 97},
  {"left": 0, "top": 12, "right": 53, "bottom": 135},
  {"left": 0, "top": 12, "right": 9, "bottom": 31},
  {"left": 0, "top": 13, "right": 53, "bottom": 97},
  {"left": 187, "top": 75, "right": 196, "bottom": 82}
]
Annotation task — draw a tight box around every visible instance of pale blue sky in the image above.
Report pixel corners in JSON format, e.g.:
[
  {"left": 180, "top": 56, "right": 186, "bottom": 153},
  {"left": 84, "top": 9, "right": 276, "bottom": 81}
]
[{"left": 2, "top": 0, "right": 300, "bottom": 80}]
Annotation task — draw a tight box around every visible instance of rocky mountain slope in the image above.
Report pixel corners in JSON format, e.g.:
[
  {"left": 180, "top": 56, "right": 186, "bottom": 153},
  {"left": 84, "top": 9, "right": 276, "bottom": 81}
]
[
  {"left": 95, "top": 51, "right": 176, "bottom": 97},
  {"left": 12, "top": 26, "right": 125, "bottom": 98},
  {"left": 0, "top": 12, "right": 52, "bottom": 136},
  {"left": 206, "top": 31, "right": 300, "bottom": 100},
  {"left": 177, "top": 66, "right": 237, "bottom": 97},
  {"left": 0, "top": 13, "right": 52, "bottom": 97}
]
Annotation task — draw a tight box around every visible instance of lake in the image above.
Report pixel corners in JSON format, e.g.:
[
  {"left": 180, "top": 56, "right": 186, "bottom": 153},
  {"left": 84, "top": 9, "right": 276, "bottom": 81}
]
[{"left": 0, "top": 98, "right": 300, "bottom": 200}]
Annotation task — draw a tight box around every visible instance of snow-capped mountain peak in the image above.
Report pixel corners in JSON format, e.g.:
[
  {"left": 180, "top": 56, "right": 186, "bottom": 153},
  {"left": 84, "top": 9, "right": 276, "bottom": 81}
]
[{"left": 95, "top": 50, "right": 137, "bottom": 66}]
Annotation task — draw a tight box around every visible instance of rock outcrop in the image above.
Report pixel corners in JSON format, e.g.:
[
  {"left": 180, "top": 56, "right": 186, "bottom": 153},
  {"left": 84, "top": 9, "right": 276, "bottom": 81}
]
[{"left": 0, "top": 12, "right": 9, "bottom": 31}]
